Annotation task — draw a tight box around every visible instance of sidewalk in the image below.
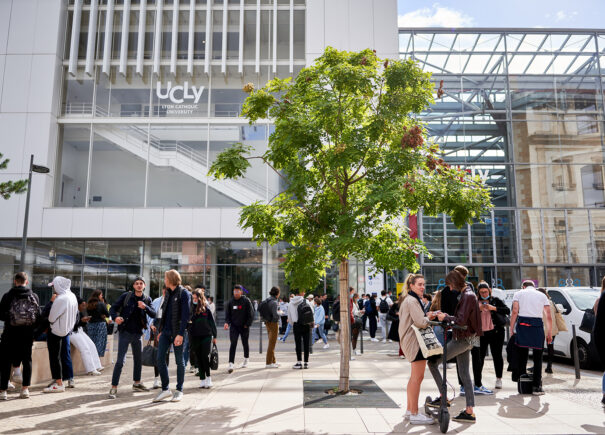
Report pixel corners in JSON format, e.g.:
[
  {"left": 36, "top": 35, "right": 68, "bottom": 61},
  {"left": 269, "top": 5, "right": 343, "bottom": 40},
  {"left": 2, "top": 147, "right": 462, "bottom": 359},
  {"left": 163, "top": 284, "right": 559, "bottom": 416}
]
[{"left": 0, "top": 328, "right": 603, "bottom": 434}]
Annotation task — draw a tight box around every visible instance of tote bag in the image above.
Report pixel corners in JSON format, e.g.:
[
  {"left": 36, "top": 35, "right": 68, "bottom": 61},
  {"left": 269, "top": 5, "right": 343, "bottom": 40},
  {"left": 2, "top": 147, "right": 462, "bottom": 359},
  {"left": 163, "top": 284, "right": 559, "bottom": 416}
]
[
  {"left": 142, "top": 340, "right": 157, "bottom": 367},
  {"left": 411, "top": 324, "right": 443, "bottom": 358}
]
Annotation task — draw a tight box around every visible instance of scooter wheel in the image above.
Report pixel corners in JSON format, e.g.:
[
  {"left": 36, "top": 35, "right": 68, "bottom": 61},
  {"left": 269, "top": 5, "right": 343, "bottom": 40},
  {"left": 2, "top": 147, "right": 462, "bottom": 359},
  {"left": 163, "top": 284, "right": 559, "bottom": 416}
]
[{"left": 439, "top": 408, "right": 449, "bottom": 433}]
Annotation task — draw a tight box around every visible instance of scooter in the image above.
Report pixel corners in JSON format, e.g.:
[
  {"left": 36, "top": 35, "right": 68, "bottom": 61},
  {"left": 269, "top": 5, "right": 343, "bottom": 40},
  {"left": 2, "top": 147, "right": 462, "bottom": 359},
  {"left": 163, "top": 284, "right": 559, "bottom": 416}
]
[{"left": 424, "top": 319, "right": 467, "bottom": 434}]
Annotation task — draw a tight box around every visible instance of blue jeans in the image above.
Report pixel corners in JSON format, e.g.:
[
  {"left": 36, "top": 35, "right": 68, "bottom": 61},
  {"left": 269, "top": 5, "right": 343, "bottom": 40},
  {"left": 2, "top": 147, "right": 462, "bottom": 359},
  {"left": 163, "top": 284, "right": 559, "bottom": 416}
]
[
  {"left": 183, "top": 330, "right": 190, "bottom": 366},
  {"left": 281, "top": 323, "right": 292, "bottom": 341},
  {"left": 602, "top": 371, "right": 605, "bottom": 393},
  {"left": 60, "top": 335, "right": 73, "bottom": 381},
  {"left": 313, "top": 324, "right": 328, "bottom": 344},
  {"left": 157, "top": 333, "right": 184, "bottom": 392},
  {"left": 111, "top": 331, "right": 142, "bottom": 387}
]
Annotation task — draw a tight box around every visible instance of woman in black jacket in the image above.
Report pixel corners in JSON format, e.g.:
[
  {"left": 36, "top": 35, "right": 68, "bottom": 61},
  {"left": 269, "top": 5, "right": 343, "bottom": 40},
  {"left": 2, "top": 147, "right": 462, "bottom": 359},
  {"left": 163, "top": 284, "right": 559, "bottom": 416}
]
[
  {"left": 189, "top": 289, "right": 217, "bottom": 389},
  {"left": 387, "top": 293, "right": 404, "bottom": 357},
  {"left": 475, "top": 282, "right": 510, "bottom": 391}
]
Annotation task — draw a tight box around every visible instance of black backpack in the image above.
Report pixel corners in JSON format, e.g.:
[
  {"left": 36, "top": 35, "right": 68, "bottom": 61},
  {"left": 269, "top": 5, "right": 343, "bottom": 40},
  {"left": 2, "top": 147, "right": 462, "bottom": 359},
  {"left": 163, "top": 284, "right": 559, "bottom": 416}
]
[
  {"left": 297, "top": 302, "right": 314, "bottom": 326},
  {"left": 257, "top": 297, "right": 272, "bottom": 321},
  {"left": 9, "top": 294, "right": 39, "bottom": 326},
  {"left": 379, "top": 298, "right": 389, "bottom": 313}
]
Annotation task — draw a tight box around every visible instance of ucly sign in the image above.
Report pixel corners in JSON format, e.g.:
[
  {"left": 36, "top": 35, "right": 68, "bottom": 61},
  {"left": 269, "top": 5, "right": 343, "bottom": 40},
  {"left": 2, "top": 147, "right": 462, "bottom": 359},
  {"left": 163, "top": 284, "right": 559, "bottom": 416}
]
[{"left": 156, "top": 81, "right": 205, "bottom": 104}]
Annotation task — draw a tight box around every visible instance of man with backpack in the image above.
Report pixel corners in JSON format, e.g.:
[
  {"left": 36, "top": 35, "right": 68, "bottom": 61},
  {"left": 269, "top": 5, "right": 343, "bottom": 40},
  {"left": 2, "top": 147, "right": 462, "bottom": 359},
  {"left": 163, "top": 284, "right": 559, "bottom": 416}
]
[
  {"left": 0, "top": 272, "right": 40, "bottom": 400},
  {"left": 378, "top": 289, "right": 393, "bottom": 343},
  {"left": 108, "top": 276, "right": 156, "bottom": 399},
  {"left": 287, "top": 290, "right": 315, "bottom": 369},
  {"left": 224, "top": 284, "right": 254, "bottom": 373},
  {"left": 258, "top": 286, "right": 281, "bottom": 368}
]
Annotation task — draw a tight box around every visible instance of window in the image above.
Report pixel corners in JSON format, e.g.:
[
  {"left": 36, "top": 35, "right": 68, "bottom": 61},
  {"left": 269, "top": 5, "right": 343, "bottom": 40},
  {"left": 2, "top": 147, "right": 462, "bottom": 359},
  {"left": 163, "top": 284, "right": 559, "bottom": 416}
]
[{"left": 548, "top": 290, "right": 571, "bottom": 315}]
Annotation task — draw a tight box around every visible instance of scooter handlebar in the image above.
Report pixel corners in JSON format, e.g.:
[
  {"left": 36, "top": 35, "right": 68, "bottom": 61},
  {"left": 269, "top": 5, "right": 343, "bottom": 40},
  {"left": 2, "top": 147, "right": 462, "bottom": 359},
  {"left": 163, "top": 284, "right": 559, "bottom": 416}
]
[{"left": 427, "top": 320, "right": 467, "bottom": 331}]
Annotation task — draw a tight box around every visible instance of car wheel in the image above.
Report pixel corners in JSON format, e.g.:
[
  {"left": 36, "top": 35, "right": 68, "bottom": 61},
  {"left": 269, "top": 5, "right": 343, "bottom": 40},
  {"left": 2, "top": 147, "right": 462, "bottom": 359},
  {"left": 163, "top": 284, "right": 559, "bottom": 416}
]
[{"left": 575, "top": 340, "right": 590, "bottom": 369}]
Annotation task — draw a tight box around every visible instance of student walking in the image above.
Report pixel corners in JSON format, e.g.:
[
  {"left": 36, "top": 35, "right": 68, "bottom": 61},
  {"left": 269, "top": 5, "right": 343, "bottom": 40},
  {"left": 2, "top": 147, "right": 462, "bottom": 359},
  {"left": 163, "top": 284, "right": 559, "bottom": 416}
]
[
  {"left": 0, "top": 272, "right": 40, "bottom": 400},
  {"left": 259, "top": 286, "right": 281, "bottom": 368},
  {"left": 510, "top": 280, "right": 552, "bottom": 395},
  {"left": 108, "top": 276, "right": 156, "bottom": 399},
  {"left": 44, "top": 276, "right": 78, "bottom": 393},
  {"left": 189, "top": 289, "right": 217, "bottom": 389},
  {"left": 378, "top": 290, "right": 393, "bottom": 342},
  {"left": 312, "top": 297, "right": 329, "bottom": 348},
  {"left": 154, "top": 270, "right": 191, "bottom": 402},
  {"left": 288, "top": 290, "right": 314, "bottom": 369},
  {"left": 224, "top": 285, "right": 254, "bottom": 373},
  {"left": 538, "top": 288, "right": 564, "bottom": 374},
  {"left": 85, "top": 290, "right": 110, "bottom": 357},
  {"left": 364, "top": 294, "right": 379, "bottom": 341},
  {"left": 278, "top": 297, "right": 289, "bottom": 334}
]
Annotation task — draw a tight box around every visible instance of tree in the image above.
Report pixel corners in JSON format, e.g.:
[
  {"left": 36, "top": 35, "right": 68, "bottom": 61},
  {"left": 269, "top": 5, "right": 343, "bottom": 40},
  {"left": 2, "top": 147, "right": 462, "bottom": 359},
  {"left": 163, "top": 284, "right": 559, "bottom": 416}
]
[
  {"left": 0, "top": 153, "right": 27, "bottom": 199},
  {"left": 210, "top": 47, "right": 492, "bottom": 391}
]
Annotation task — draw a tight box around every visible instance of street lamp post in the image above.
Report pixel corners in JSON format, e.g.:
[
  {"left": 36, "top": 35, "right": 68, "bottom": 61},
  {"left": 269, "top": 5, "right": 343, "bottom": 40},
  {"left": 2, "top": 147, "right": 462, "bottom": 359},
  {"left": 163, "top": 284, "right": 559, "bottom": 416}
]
[{"left": 20, "top": 154, "right": 50, "bottom": 268}]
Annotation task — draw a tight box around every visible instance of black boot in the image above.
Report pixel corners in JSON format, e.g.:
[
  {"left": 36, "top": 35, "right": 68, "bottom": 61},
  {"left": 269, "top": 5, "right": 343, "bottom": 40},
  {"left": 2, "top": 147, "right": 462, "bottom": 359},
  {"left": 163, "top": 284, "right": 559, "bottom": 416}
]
[{"left": 545, "top": 365, "right": 553, "bottom": 374}]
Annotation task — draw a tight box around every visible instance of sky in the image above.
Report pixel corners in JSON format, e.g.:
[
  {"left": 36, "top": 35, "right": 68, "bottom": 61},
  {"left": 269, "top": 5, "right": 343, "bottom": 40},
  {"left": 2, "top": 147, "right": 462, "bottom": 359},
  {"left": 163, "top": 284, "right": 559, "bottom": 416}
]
[{"left": 397, "top": 0, "right": 605, "bottom": 29}]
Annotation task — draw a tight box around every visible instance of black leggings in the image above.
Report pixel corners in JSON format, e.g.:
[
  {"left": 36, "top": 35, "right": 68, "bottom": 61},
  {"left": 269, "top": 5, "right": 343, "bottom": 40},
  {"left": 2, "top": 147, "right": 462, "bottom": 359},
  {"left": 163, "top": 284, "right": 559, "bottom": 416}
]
[
  {"left": 229, "top": 325, "right": 250, "bottom": 363},
  {"left": 191, "top": 336, "right": 212, "bottom": 380},
  {"left": 368, "top": 315, "right": 377, "bottom": 338},
  {"left": 293, "top": 323, "right": 310, "bottom": 362},
  {"left": 0, "top": 329, "right": 34, "bottom": 389}
]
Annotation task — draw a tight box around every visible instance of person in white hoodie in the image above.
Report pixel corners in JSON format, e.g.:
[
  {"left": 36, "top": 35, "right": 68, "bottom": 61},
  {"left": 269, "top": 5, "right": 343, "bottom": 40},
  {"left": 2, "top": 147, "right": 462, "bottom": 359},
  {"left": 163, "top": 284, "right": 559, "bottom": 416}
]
[
  {"left": 287, "top": 290, "right": 314, "bottom": 369},
  {"left": 44, "top": 276, "right": 78, "bottom": 393}
]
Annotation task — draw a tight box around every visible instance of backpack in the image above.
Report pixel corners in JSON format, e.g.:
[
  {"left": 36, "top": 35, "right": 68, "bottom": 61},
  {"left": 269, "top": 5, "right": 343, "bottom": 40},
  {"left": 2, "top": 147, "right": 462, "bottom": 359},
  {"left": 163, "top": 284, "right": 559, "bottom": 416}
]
[
  {"left": 257, "top": 297, "right": 272, "bottom": 321},
  {"left": 9, "top": 294, "right": 39, "bottom": 327},
  {"left": 379, "top": 298, "right": 389, "bottom": 313},
  {"left": 297, "top": 302, "right": 314, "bottom": 326}
]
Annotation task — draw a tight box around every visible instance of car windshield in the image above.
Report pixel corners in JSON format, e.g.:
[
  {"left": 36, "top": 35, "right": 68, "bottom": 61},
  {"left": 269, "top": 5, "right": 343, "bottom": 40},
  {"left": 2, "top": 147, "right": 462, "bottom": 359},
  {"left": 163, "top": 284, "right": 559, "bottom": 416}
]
[{"left": 566, "top": 290, "right": 599, "bottom": 311}]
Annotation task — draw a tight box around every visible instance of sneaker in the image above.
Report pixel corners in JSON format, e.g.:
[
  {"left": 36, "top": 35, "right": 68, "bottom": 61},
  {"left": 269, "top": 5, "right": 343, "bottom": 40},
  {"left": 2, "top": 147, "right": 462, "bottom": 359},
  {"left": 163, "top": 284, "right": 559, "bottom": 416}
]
[
  {"left": 7, "top": 382, "right": 15, "bottom": 390},
  {"left": 323, "top": 343, "right": 330, "bottom": 349},
  {"left": 239, "top": 358, "right": 249, "bottom": 368},
  {"left": 452, "top": 410, "right": 476, "bottom": 423},
  {"left": 132, "top": 383, "right": 149, "bottom": 392},
  {"left": 460, "top": 386, "right": 465, "bottom": 396},
  {"left": 303, "top": 362, "right": 309, "bottom": 369},
  {"left": 495, "top": 378, "right": 502, "bottom": 389},
  {"left": 67, "top": 379, "right": 75, "bottom": 389},
  {"left": 171, "top": 391, "right": 183, "bottom": 402},
  {"left": 426, "top": 396, "right": 451, "bottom": 409},
  {"left": 19, "top": 389, "right": 29, "bottom": 399},
  {"left": 409, "top": 413, "right": 435, "bottom": 425},
  {"left": 382, "top": 339, "right": 387, "bottom": 343},
  {"left": 199, "top": 379, "right": 207, "bottom": 389},
  {"left": 88, "top": 370, "right": 102, "bottom": 376},
  {"left": 532, "top": 386, "right": 545, "bottom": 396},
  {"left": 152, "top": 389, "right": 172, "bottom": 402},
  {"left": 189, "top": 366, "right": 195, "bottom": 373},
  {"left": 153, "top": 377, "right": 161, "bottom": 389},
  {"left": 108, "top": 388, "right": 117, "bottom": 399},
  {"left": 266, "top": 363, "right": 279, "bottom": 368},
  {"left": 475, "top": 385, "right": 494, "bottom": 395},
  {"left": 370, "top": 338, "right": 379, "bottom": 342},
  {"left": 545, "top": 366, "right": 553, "bottom": 374},
  {"left": 0, "top": 391, "right": 7, "bottom": 401},
  {"left": 206, "top": 377, "right": 212, "bottom": 388},
  {"left": 43, "top": 383, "right": 65, "bottom": 393},
  {"left": 228, "top": 362, "right": 234, "bottom": 374},
  {"left": 400, "top": 355, "right": 405, "bottom": 359},
  {"left": 97, "top": 366, "right": 105, "bottom": 372},
  {"left": 404, "top": 410, "right": 411, "bottom": 420},
  {"left": 292, "top": 362, "right": 303, "bottom": 369},
  {"left": 387, "top": 339, "right": 393, "bottom": 342},
  {"left": 355, "top": 349, "right": 362, "bottom": 356}
]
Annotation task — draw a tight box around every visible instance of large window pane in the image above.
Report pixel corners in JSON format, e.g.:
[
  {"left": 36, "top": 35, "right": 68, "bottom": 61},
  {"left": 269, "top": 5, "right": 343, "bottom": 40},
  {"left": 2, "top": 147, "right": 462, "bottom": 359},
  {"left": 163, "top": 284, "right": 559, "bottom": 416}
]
[
  {"left": 470, "top": 216, "right": 493, "bottom": 263},
  {"left": 496, "top": 266, "right": 520, "bottom": 290},
  {"left": 567, "top": 210, "right": 592, "bottom": 264},
  {"left": 421, "top": 266, "right": 447, "bottom": 294},
  {"left": 209, "top": 241, "right": 262, "bottom": 265},
  {"left": 520, "top": 209, "right": 543, "bottom": 264},
  {"left": 520, "top": 266, "right": 545, "bottom": 288},
  {"left": 494, "top": 210, "right": 517, "bottom": 263},
  {"left": 543, "top": 210, "right": 567, "bottom": 263},
  {"left": 152, "top": 66, "right": 209, "bottom": 117},
  {"left": 445, "top": 217, "right": 469, "bottom": 264},
  {"left": 62, "top": 69, "right": 95, "bottom": 115},
  {"left": 421, "top": 214, "right": 445, "bottom": 263},
  {"left": 546, "top": 266, "right": 592, "bottom": 287},
  {"left": 591, "top": 210, "right": 605, "bottom": 263},
  {"left": 55, "top": 125, "right": 90, "bottom": 207},
  {"left": 107, "top": 240, "right": 143, "bottom": 264},
  {"left": 210, "top": 66, "right": 255, "bottom": 117}
]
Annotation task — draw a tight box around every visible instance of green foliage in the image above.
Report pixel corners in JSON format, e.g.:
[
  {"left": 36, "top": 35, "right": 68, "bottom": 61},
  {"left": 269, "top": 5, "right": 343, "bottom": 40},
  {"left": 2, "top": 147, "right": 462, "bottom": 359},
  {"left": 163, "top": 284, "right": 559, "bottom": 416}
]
[
  {"left": 0, "top": 153, "right": 27, "bottom": 200},
  {"left": 210, "top": 47, "right": 493, "bottom": 289}
]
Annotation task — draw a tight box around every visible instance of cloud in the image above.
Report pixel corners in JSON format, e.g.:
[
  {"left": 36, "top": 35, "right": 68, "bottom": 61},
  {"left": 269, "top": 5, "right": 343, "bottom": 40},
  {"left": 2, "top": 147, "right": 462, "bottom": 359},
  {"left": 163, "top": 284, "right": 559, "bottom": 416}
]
[
  {"left": 398, "top": 3, "right": 474, "bottom": 28},
  {"left": 546, "top": 10, "right": 579, "bottom": 23}
]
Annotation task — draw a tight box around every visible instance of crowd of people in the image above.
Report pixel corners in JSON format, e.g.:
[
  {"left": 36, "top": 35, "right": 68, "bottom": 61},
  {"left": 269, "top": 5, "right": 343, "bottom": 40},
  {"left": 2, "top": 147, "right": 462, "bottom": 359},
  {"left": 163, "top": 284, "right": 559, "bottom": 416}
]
[{"left": 1, "top": 267, "right": 604, "bottom": 428}]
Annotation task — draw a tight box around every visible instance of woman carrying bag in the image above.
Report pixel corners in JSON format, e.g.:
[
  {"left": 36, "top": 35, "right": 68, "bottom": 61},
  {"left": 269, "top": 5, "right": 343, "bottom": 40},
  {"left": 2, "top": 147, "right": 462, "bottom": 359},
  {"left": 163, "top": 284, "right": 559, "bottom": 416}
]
[
  {"left": 189, "top": 289, "right": 217, "bottom": 389},
  {"left": 538, "top": 288, "right": 566, "bottom": 374}
]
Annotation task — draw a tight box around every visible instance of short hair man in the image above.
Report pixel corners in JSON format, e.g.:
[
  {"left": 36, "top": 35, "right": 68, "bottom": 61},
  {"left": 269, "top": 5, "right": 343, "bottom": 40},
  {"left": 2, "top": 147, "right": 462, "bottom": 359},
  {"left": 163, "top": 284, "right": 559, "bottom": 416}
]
[
  {"left": 224, "top": 284, "right": 254, "bottom": 373},
  {"left": 263, "top": 286, "right": 281, "bottom": 368},
  {"left": 109, "top": 276, "right": 156, "bottom": 399},
  {"left": 510, "top": 280, "right": 552, "bottom": 395}
]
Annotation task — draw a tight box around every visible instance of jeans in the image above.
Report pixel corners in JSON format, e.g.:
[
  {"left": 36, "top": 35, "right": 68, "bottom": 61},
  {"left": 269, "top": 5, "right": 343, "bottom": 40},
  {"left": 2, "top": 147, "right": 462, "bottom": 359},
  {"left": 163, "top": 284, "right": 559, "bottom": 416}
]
[
  {"left": 428, "top": 337, "right": 475, "bottom": 408},
  {"left": 433, "top": 325, "right": 445, "bottom": 346},
  {"left": 228, "top": 325, "right": 250, "bottom": 363},
  {"left": 0, "top": 328, "right": 34, "bottom": 389},
  {"left": 368, "top": 315, "right": 377, "bottom": 338},
  {"left": 265, "top": 322, "right": 278, "bottom": 365},
  {"left": 602, "top": 371, "right": 605, "bottom": 393},
  {"left": 313, "top": 324, "right": 328, "bottom": 344},
  {"left": 378, "top": 313, "right": 390, "bottom": 340},
  {"left": 60, "top": 335, "right": 73, "bottom": 381},
  {"left": 157, "top": 333, "right": 185, "bottom": 392},
  {"left": 282, "top": 323, "right": 292, "bottom": 340},
  {"left": 293, "top": 323, "right": 310, "bottom": 362},
  {"left": 190, "top": 336, "right": 212, "bottom": 380},
  {"left": 517, "top": 346, "right": 543, "bottom": 388},
  {"left": 475, "top": 328, "right": 505, "bottom": 385},
  {"left": 111, "top": 331, "right": 142, "bottom": 386},
  {"left": 183, "top": 330, "right": 190, "bottom": 367}
]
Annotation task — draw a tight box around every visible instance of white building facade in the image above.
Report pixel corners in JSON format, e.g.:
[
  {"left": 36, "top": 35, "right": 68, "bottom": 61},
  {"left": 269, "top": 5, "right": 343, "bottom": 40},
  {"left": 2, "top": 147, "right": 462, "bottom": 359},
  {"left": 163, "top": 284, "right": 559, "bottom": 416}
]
[{"left": 0, "top": 0, "right": 398, "bottom": 306}]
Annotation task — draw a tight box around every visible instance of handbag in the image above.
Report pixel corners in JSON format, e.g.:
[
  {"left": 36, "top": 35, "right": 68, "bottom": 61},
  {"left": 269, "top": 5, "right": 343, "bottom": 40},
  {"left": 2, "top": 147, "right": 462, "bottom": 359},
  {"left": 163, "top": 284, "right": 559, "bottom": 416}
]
[
  {"left": 579, "top": 309, "right": 595, "bottom": 333},
  {"left": 210, "top": 343, "right": 219, "bottom": 371},
  {"left": 411, "top": 324, "right": 443, "bottom": 358},
  {"left": 554, "top": 306, "right": 567, "bottom": 332},
  {"left": 142, "top": 339, "right": 157, "bottom": 367},
  {"left": 106, "top": 322, "right": 116, "bottom": 335}
]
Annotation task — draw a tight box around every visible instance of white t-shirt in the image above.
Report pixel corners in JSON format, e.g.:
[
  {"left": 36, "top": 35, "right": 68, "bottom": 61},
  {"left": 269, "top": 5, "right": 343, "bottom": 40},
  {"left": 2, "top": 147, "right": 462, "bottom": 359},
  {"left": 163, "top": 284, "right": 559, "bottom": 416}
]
[{"left": 512, "top": 287, "right": 549, "bottom": 318}]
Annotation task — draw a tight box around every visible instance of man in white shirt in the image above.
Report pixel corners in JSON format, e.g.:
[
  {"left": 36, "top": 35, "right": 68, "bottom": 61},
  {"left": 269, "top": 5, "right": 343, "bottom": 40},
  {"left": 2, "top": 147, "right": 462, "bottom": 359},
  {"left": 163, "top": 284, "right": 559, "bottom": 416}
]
[
  {"left": 509, "top": 280, "right": 552, "bottom": 396},
  {"left": 378, "top": 290, "right": 393, "bottom": 342}
]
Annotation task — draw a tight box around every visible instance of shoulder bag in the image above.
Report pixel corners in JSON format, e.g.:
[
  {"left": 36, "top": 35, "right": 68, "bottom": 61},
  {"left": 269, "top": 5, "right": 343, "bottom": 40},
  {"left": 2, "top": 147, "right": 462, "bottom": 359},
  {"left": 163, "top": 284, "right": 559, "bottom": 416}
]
[
  {"left": 411, "top": 324, "right": 443, "bottom": 358},
  {"left": 210, "top": 343, "right": 219, "bottom": 370},
  {"left": 579, "top": 308, "right": 595, "bottom": 333},
  {"left": 141, "top": 338, "right": 157, "bottom": 367}
]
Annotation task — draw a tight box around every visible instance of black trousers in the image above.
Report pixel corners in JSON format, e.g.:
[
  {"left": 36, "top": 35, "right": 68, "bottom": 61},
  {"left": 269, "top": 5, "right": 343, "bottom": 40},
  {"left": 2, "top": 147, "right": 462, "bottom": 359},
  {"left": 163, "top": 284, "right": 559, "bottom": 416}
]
[
  {"left": 47, "top": 332, "right": 65, "bottom": 381},
  {"left": 280, "top": 316, "right": 288, "bottom": 334},
  {"left": 368, "top": 315, "right": 377, "bottom": 338},
  {"left": 293, "top": 323, "right": 310, "bottom": 362},
  {"left": 474, "top": 328, "right": 505, "bottom": 387},
  {"left": 517, "top": 346, "right": 544, "bottom": 388},
  {"left": 191, "top": 336, "right": 212, "bottom": 380},
  {"left": 0, "top": 328, "right": 34, "bottom": 389},
  {"left": 229, "top": 324, "right": 250, "bottom": 363}
]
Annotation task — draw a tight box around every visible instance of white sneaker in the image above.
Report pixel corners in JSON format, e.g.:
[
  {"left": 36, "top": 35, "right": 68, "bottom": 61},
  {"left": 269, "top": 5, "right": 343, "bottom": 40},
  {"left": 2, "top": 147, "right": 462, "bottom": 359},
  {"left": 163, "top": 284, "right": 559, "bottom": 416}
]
[
  {"left": 495, "top": 378, "right": 502, "bottom": 389},
  {"left": 19, "top": 389, "right": 29, "bottom": 399},
  {"left": 88, "top": 370, "right": 102, "bottom": 376},
  {"left": 206, "top": 377, "right": 212, "bottom": 388},
  {"left": 266, "top": 363, "right": 279, "bottom": 368},
  {"left": 0, "top": 391, "right": 7, "bottom": 400},
  {"left": 404, "top": 410, "right": 411, "bottom": 420},
  {"left": 7, "top": 382, "right": 15, "bottom": 390},
  {"left": 97, "top": 366, "right": 105, "bottom": 372},
  {"left": 409, "top": 413, "right": 435, "bottom": 425},
  {"left": 67, "top": 379, "right": 75, "bottom": 388},
  {"left": 387, "top": 339, "right": 393, "bottom": 342},
  {"left": 370, "top": 338, "right": 379, "bottom": 342},
  {"left": 152, "top": 389, "right": 172, "bottom": 402},
  {"left": 239, "top": 358, "right": 249, "bottom": 368},
  {"left": 43, "top": 383, "right": 65, "bottom": 393},
  {"left": 153, "top": 377, "right": 161, "bottom": 389},
  {"left": 323, "top": 343, "right": 330, "bottom": 349},
  {"left": 228, "top": 362, "right": 234, "bottom": 373},
  {"left": 355, "top": 349, "right": 362, "bottom": 356},
  {"left": 199, "top": 379, "right": 207, "bottom": 388},
  {"left": 189, "top": 366, "right": 195, "bottom": 373},
  {"left": 171, "top": 391, "right": 183, "bottom": 402},
  {"left": 382, "top": 339, "right": 387, "bottom": 343}
]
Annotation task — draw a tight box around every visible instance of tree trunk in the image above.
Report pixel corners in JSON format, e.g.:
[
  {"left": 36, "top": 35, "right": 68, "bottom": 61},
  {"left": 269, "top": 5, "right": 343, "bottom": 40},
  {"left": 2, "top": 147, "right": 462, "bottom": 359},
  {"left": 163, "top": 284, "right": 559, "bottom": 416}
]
[{"left": 338, "top": 258, "right": 351, "bottom": 392}]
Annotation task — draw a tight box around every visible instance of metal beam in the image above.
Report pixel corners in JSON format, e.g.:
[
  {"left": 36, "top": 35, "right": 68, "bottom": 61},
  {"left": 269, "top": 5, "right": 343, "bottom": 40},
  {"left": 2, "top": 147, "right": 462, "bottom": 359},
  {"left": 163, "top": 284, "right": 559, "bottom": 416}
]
[
  {"left": 68, "top": 0, "right": 83, "bottom": 76},
  {"left": 272, "top": 0, "right": 277, "bottom": 73},
  {"left": 289, "top": 0, "right": 293, "bottom": 73},
  {"left": 222, "top": 0, "right": 228, "bottom": 74},
  {"left": 119, "top": 0, "right": 131, "bottom": 76},
  {"left": 187, "top": 0, "right": 195, "bottom": 75},
  {"left": 102, "top": 0, "right": 115, "bottom": 76},
  {"left": 170, "top": 0, "right": 179, "bottom": 76},
  {"left": 239, "top": 0, "right": 244, "bottom": 74},
  {"left": 85, "top": 0, "right": 98, "bottom": 76},
  {"left": 204, "top": 0, "right": 212, "bottom": 74},
  {"left": 543, "top": 34, "right": 572, "bottom": 74},
  {"left": 255, "top": 0, "right": 260, "bottom": 73},
  {"left": 521, "top": 34, "right": 548, "bottom": 74},
  {"left": 136, "top": 0, "right": 147, "bottom": 76},
  {"left": 153, "top": 0, "right": 163, "bottom": 75}
]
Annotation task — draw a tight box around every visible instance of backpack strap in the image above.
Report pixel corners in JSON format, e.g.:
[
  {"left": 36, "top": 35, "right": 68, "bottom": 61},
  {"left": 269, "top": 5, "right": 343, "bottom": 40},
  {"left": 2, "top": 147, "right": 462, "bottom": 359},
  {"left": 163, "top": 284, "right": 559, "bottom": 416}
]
[{"left": 117, "top": 291, "right": 133, "bottom": 317}]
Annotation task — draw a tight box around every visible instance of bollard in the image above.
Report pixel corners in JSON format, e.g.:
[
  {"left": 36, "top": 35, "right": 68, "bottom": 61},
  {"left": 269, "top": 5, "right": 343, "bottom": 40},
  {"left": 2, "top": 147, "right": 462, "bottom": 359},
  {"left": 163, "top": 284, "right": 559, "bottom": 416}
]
[
  {"left": 259, "top": 319, "right": 263, "bottom": 354},
  {"left": 571, "top": 324, "right": 581, "bottom": 380}
]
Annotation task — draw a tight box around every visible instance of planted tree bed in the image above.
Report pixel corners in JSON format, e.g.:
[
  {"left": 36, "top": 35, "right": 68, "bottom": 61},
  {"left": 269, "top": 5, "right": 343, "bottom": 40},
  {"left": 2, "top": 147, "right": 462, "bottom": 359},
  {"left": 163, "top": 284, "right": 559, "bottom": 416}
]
[{"left": 303, "top": 380, "right": 398, "bottom": 408}]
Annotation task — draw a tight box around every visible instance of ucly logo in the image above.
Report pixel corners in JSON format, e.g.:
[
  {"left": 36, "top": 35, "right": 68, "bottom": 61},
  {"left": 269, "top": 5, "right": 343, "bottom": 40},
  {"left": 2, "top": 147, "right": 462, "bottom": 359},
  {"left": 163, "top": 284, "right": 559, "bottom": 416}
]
[{"left": 156, "top": 81, "right": 204, "bottom": 104}]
